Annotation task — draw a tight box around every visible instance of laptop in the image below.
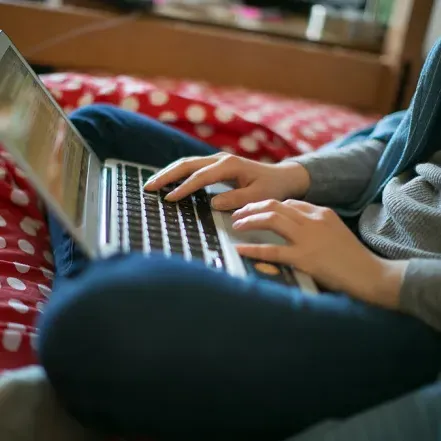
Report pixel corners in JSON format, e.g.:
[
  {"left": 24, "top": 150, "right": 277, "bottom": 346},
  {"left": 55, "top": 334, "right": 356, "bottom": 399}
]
[{"left": 0, "top": 31, "right": 318, "bottom": 293}]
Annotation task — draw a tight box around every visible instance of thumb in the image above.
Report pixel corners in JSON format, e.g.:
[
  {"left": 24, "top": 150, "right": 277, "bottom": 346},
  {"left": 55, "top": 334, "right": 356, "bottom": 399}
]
[{"left": 211, "top": 185, "right": 263, "bottom": 211}]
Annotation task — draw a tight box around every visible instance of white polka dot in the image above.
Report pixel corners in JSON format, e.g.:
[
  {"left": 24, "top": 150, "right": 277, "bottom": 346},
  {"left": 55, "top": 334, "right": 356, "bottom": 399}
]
[
  {"left": 8, "top": 298, "right": 28, "bottom": 312},
  {"left": 0, "top": 151, "right": 12, "bottom": 160},
  {"left": 50, "top": 88, "right": 63, "bottom": 99},
  {"left": 48, "top": 73, "right": 67, "bottom": 83},
  {"left": 63, "top": 106, "right": 74, "bottom": 115},
  {"left": 123, "top": 82, "right": 147, "bottom": 95},
  {"left": 7, "top": 322, "right": 25, "bottom": 331},
  {"left": 221, "top": 146, "right": 235, "bottom": 154},
  {"left": 251, "top": 129, "right": 267, "bottom": 142},
  {"left": 99, "top": 85, "right": 117, "bottom": 95},
  {"left": 30, "top": 332, "right": 38, "bottom": 350},
  {"left": 38, "top": 284, "right": 51, "bottom": 298},
  {"left": 149, "top": 90, "right": 169, "bottom": 106},
  {"left": 300, "top": 127, "right": 318, "bottom": 140},
  {"left": 239, "top": 136, "right": 258, "bottom": 153},
  {"left": 296, "top": 140, "right": 314, "bottom": 153},
  {"left": 310, "top": 121, "right": 327, "bottom": 132},
  {"left": 328, "top": 118, "right": 344, "bottom": 128},
  {"left": 20, "top": 217, "right": 37, "bottom": 236},
  {"left": 2, "top": 329, "right": 22, "bottom": 352},
  {"left": 121, "top": 96, "right": 140, "bottom": 112},
  {"left": 6, "top": 277, "right": 27, "bottom": 292},
  {"left": 69, "top": 81, "right": 83, "bottom": 91},
  {"left": 15, "top": 167, "right": 26, "bottom": 178},
  {"left": 0, "top": 167, "right": 6, "bottom": 179},
  {"left": 40, "top": 266, "right": 54, "bottom": 279},
  {"left": 214, "top": 108, "right": 234, "bottom": 123},
  {"left": 0, "top": 236, "right": 6, "bottom": 249},
  {"left": 195, "top": 124, "right": 214, "bottom": 138},
  {"left": 333, "top": 132, "right": 346, "bottom": 140},
  {"left": 77, "top": 93, "right": 94, "bottom": 107},
  {"left": 186, "top": 105, "right": 206, "bottom": 123},
  {"left": 0, "top": 215, "right": 6, "bottom": 227},
  {"left": 244, "top": 111, "right": 263, "bottom": 123},
  {"left": 18, "top": 239, "right": 35, "bottom": 255},
  {"left": 14, "top": 262, "right": 30, "bottom": 274},
  {"left": 11, "top": 189, "right": 29, "bottom": 206},
  {"left": 36, "top": 301, "right": 45, "bottom": 312},
  {"left": 158, "top": 111, "right": 178, "bottom": 123},
  {"left": 43, "top": 251, "right": 53, "bottom": 264}
]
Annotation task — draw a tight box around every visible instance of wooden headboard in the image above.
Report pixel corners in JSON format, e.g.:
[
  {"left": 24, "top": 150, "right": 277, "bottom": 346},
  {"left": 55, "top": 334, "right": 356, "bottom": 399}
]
[{"left": 0, "top": 0, "right": 434, "bottom": 114}]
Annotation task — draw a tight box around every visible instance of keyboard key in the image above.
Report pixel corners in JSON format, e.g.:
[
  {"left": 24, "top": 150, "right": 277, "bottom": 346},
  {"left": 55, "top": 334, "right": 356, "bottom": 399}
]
[
  {"left": 130, "top": 239, "right": 144, "bottom": 251},
  {"left": 149, "top": 239, "right": 164, "bottom": 250},
  {"left": 126, "top": 165, "right": 139, "bottom": 177},
  {"left": 167, "top": 230, "right": 181, "bottom": 239},
  {"left": 190, "top": 250, "right": 205, "bottom": 261}
]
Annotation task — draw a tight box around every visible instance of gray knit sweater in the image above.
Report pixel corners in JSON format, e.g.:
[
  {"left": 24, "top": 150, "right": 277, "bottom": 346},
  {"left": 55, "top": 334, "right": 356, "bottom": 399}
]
[{"left": 291, "top": 140, "right": 441, "bottom": 331}]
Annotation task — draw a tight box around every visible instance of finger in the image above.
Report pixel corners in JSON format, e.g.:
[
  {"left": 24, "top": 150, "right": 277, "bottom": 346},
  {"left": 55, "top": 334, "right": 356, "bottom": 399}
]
[
  {"left": 144, "top": 156, "right": 218, "bottom": 190},
  {"left": 233, "top": 199, "right": 307, "bottom": 224},
  {"left": 282, "top": 199, "right": 316, "bottom": 213},
  {"left": 232, "top": 199, "right": 282, "bottom": 221},
  {"left": 211, "top": 184, "right": 263, "bottom": 211},
  {"left": 236, "top": 244, "right": 292, "bottom": 265},
  {"left": 164, "top": 158, "right": 242, "bottom": 202},
  {"left": 233, "top": 212, "right": 298, "bottom": 242}
]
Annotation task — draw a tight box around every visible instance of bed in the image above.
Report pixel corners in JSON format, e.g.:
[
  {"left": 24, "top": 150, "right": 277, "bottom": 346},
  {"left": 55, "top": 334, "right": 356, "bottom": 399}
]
[{"left": 0, "top": 0, "right": 436, "bottom": 438}]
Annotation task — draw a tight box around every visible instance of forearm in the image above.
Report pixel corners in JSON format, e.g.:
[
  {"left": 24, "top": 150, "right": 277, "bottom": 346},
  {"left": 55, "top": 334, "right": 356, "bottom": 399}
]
[{"left": 286, "top": 139, "right": 386, "bottom": 205}]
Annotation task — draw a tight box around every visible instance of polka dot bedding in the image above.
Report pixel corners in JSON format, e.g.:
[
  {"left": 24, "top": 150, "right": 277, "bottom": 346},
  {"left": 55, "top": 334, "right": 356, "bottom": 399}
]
[
  {"left": 42, "top": 74, "right": 378, "bottom": 162},
  {"left": 0, "top": 73, "right": 377, "bottom": 439},
  {"left": 0, "top": 150, "right": 53, "bottom": 372}
]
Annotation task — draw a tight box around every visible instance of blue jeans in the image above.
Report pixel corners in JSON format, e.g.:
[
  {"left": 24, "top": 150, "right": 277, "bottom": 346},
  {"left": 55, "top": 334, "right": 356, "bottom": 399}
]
[{"left": 37, "top": 105, "right": 441, "bottom": 441}]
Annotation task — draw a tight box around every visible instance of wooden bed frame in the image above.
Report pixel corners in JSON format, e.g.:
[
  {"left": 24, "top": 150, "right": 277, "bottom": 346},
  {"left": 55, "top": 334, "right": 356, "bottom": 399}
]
[{"left": 0, "top": 0, "right": 434, "bottom": 114}]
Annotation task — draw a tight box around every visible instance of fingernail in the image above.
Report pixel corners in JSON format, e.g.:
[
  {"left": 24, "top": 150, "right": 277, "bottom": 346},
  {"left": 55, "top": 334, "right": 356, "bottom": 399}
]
[
  {"left": 144, "top": 178, "right": 155, "bottom": 188},
  {"left": 164, "top": 191, "right": 176, "bottom": 201},
  {"left": 232, "top": 220, "right": 243, "bottom": 229},
  {"left": 211, "top": 196, "right": 225, "bottom": 210},
  {"left": 231, "top": 209, "right": 241, "bottom": 219}
]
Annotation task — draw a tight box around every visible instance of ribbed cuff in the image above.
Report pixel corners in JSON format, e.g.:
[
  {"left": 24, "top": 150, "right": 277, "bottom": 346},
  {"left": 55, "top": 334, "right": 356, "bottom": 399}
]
[{"left": 399, "top": 258, "right": 441, "bottom": 331}]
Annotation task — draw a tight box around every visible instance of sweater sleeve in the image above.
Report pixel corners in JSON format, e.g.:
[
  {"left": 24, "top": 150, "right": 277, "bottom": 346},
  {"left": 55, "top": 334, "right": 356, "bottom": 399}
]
[
  {"left": 285, "top": 139, "right": 386, "bottom": 206},
  {"left": 399, "top": 259, "right": 441, "bottom": 332}
]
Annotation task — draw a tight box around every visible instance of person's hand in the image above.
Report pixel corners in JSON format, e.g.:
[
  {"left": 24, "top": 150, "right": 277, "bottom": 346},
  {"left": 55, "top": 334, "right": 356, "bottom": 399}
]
[
  {"left": 144, "top": 153, "right": 310, "bottom": 211},
  {"left": 232, "top": 199, "right": 408, "bottom": 307}
]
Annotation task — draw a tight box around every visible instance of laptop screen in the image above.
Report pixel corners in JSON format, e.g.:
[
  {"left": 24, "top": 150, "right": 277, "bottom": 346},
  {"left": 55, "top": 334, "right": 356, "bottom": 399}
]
[{"left": 0, "top": 46, "right": 89, "bottom": 228}]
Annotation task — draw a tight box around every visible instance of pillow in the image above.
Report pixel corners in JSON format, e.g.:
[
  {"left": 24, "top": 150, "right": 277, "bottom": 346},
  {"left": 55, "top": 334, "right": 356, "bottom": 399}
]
[{"left": 42, "top": 73, "right": 377, "bottom": 163}]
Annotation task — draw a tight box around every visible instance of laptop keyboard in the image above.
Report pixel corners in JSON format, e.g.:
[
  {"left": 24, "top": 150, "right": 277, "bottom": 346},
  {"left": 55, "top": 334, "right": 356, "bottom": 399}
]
[{"left": 116, "top": 163, "right": 225, "bottom": 269}]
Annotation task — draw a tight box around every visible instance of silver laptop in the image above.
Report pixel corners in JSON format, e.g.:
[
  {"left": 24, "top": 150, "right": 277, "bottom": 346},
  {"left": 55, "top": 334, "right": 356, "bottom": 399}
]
[{"left": 0, "top": 31, "right": 318, "bottom": 293}]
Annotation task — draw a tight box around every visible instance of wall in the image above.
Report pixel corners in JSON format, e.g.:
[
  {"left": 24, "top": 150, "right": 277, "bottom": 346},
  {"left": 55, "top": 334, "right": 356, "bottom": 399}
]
[{"left": 425, "top": 0, "right": 441, "bottom": 54}]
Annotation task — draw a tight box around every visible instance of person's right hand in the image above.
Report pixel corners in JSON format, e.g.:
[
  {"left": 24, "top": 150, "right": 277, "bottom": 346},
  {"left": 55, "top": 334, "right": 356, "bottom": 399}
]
[{"left": 144, "top": 152, "right": 311, "bottom": 211}]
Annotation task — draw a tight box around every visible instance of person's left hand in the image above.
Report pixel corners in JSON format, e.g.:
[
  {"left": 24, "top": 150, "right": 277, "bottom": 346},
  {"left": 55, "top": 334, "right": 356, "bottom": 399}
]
[{"left": 233, "top": 199, "right": 407, "bottom": 308}]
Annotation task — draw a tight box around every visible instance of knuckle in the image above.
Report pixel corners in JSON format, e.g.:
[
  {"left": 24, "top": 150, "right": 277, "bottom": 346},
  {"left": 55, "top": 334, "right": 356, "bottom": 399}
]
[
  {"left": 320, "top": 206, "right": 335, "bottom": 219},
  {"left": 313, "top": 206, "right": 335, "bottom": 222},
  {"left": 265, "top": 199, "right": 280, "bottom": 210}
]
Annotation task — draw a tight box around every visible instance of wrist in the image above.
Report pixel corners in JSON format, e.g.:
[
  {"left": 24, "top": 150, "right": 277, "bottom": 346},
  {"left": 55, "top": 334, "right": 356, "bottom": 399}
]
[
  {"left": 276, "top": 161, "right": 311, "bottom": 199},
  {"left": 361, "top": 257, "right": 409, "bottom": 309}
]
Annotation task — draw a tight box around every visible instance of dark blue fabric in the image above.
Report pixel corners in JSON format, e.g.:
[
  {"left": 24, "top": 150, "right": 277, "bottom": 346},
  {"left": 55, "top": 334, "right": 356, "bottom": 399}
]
[
  {"left": 38, "top": 105, "right": 441, "bottom": 441},
  {"left": 330, "top": 38, "right": 441, "bottom": 217}
]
